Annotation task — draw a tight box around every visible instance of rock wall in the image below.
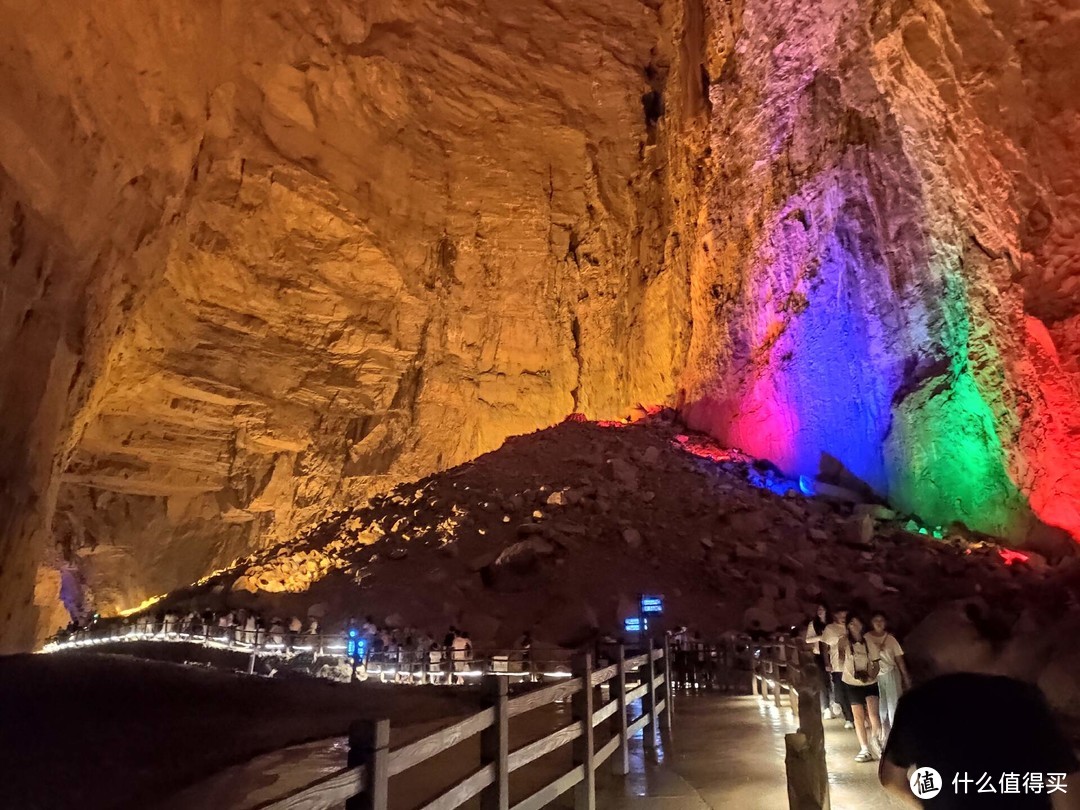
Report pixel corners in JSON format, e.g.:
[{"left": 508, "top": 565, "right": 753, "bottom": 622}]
[
  {"left": 679, "top": 0, "right": 1080, "bottom": 547},
  {"left": 0, "top": 0, "right": 692, "bottom": 650},
  {"left": 2, "top": 0, "right": 1079, "bottom": 649}
]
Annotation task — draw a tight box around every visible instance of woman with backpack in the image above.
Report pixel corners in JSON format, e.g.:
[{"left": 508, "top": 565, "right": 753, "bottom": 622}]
[
  {"left": 839, "top": 613, "right": 883, "bottom": 762},
  {"left": 866, "top": 611, "right": 911, "bottom": 743}
]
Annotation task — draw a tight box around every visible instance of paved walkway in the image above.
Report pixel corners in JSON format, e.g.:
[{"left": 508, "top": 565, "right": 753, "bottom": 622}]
[
  {"left": 166, "top": 691, "right": 902, "bottom": 809},
  {"left": 597, "top": 693, "right": 903, "bottom": 809}
]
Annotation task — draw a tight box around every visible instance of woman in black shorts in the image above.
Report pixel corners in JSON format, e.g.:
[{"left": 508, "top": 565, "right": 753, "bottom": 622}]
[{"left": 839, "top": 613, "right": 883, "bottom": 762}]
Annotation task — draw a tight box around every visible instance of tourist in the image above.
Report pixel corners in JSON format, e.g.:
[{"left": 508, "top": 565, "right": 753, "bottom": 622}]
[
  {"left": 839, "top": 614, "right": 883, "bottom": 762},
  {"left": 803, "top": 604, "right": 833, "bottom": 717},
  {"left": 452, "top": 629, "right": 469, "bottom": 684},
  {"left": 865, "top": 611, "right": 910, "bottom": 742},
  {"left": 244, "top": 612, "right": 258, "bottom": 645},
  {"left": 306, "top": 616, "right": 319, "bottom": 635},
  {"left": 360, "top": 615, "right": 378, "bottom": 640},
  {"left": 819, "top": 607, "right": 855, "bottom": 728},
  {"left": 288, "top": 615, "right": 303, "bottom": 651},
  {"left": 669, "top": 626, "right": 690, "bottom": 687},
  {"left": 879, "top": 673, "right": 1080, "bottom": 808},
  {"left": 269, "top": 617, "right": 285, "bottom": 646}
]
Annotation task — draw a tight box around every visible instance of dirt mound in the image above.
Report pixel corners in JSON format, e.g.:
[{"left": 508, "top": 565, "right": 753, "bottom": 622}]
[{"left": 147, "top": 414, "right": 1074, "bottom": 651}]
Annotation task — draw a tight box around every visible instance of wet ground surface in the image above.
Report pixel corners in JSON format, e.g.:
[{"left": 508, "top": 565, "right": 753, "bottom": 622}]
[
  {"left": 597, "top": 693, "right": 901, "bottom": 809},
  {"left": 165, "top": 692, "right": 897, "bottom": 809}
]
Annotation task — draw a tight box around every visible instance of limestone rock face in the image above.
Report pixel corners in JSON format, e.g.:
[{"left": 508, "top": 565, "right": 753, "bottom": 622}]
[
  {"left": 679, "top": 0, "right": 1080, "bottom": 546},
  {"left": 0, "top": 0, "right": 690, "bottom": 649},
  {"left": 2, "top": 0, "right": 1080, "bottom": 650}
]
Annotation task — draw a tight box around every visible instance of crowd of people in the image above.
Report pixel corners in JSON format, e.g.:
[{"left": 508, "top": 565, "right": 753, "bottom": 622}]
[
  {"left": 56, "top": 608, "right": 541, "bottom": 685},
  {"left": 804, "top": 604, "right": 911, "bottom": 763}
]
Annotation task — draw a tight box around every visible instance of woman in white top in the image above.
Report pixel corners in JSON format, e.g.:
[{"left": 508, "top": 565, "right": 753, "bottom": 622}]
[
  {"left": 839, "top": 614, "right": 883, "bottom": 762},
  {"left": 865, "top": 611, "right": 911, "bottom": 742},
  {"left": 803, "top": 604, "right": 834, "bottom": 717}
]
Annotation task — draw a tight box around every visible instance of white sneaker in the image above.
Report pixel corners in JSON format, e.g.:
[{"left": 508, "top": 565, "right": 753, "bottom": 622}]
[
  {"left": 843, "top": 721, "right": 855, "bottom": 729},
  {"left": 854, "top": 748, "right": 876, "bottom": 763}
]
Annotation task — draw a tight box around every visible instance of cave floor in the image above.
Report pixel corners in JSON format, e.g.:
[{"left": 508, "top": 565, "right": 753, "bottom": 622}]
[{"left": 598, "top": 693, "right": 897, "bottom": 809}]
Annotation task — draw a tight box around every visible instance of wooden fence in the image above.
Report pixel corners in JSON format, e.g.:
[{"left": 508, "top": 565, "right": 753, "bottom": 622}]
[
  {"left": 750, "top": 636, "right": 805, "bottom": 711},
  {"left": 258, "top": 640, "right": 672, "bottom": 810},
  {"left": 750, "top": 636, "right": 831, "bottom": 809},
  {"left": 45, "top": 624, "right": 577, "bottom": 684}
]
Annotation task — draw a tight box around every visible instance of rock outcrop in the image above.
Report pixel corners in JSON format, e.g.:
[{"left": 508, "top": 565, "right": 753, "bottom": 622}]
[
  {"left": 678, "top": 0, "right": 1080, "bottom": 546},
  {"left": 2, "top": 0, "right": 1079, "bottom": 650},
  {"left": 0, "top": 0, "right": 690, "bottom": 649}
]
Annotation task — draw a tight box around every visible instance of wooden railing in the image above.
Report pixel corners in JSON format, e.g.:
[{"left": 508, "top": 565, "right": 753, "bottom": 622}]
[
  {"left": 43, "top": 624, "right": 575, "bottom": 684},
  {"left": 750, "top": 636, "right": 805, "bottom": 711},
  {"left": 258, "top": 640, "right": 672, "bottom": 810},
  {"left": 751, "top": 636, "right": 831, "bottom": 809}
]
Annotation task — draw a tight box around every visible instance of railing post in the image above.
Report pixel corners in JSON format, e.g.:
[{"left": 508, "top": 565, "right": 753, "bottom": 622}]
[
  {"left": 752, "top": 650, "right": 760, "bottom": 697},
  {"left": 571, "top": 653, "right": 595, "bottom": 810},
  {"left": 773, "top": 645, "right": 783, "bottom": 709},
  {"left": 643, "top": 637, "right": 657, "bottom": 748},
  {"left": 662, "top": 636, "right": 673, "bottom": 731},
  {"left": 788, "top": 643, "right": 799, "bottom": 712},
  {"left": 348, "top": 719, "right": 389, "bottom": 810},
  {"left": 612, "top": 644, "right": 629, "bottom": 776},
  {"left": 480, "top": 675, "right": 509, "bottom": 810}
]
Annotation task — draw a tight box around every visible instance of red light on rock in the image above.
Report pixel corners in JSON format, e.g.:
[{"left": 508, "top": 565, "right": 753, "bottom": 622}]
[{"left": 998, "top": 548, "right": 1030, "bottom": 566}]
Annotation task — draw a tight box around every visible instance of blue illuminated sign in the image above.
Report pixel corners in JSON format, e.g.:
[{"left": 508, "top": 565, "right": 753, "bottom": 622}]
[
  {"left": 346, "top": 629, "right": 367, "bottom": 660},
  {"left": 640, "top": 595, "right": 664, "bottom": 614},
  {"left": 624, "top": 617, "right": 649, "bottom": 633}
]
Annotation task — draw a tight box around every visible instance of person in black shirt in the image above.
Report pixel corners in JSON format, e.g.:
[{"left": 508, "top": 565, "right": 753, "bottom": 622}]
[{"left": 879, "top": 673, "right": 1079, "bottom": 808}]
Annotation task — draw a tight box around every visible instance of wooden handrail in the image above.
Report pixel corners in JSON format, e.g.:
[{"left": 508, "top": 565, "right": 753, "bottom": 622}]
[
  {"left": 510, "top": 766, "right": 586, "bottom": 810},
  {"left": 590, "top": 698, "right": 618, "bottom": 728},
  {"left": 256, "top": 765, "right": 365, "bottom": 809},
  {"left": 507, "top": 721, "right": 583, "bottom": 773},
  {"left": 624, "top": 653, "right": 649, "bottom": 669},
  {"left": 388, "top": 709, "right": 496, "bottom": 777},
  {"left": 506, "top": 677, "right": 583, "bottom": 718},
  {"left": 590, "top": 663, "right": 617, "bottom": 686},
  {"left": 259, "top": 643, "right": 673, "bottom": 810},
  {"left": 416, "top": 763, "right": 496, "bottom": 810}
]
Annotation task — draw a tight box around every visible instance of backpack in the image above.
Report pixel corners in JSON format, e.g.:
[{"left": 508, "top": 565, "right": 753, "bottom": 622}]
[{"left": 851, "top": 639, "right": 880, "bottom": 682}]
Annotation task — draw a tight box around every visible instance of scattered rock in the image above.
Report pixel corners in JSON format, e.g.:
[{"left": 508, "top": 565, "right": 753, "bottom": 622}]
[
  {"left": 854, "top": 503, "right": 898, "bottom": 521},
  {"left": 622, "top": 528, "right": 643, "bottom": 548},
  {"left": 494, "top": 538, "right": 555, "bottom": 574},
  {"left": 812, "top": 481, "right": 866, "bottom": 503},
  {"left": 844, "top": 514, "right": 875, "bottom": 549},
  {"left": 607, "top": 458, "right": 639, "bottom": 490},
  {"left": 780, "top": 553, "right": 804, "bottom": 571}
]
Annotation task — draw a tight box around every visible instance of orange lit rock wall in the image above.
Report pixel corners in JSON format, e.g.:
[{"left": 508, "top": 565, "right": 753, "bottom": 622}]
[{"left": 0, "top": 0, "right": 694, "bottom": 649}]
